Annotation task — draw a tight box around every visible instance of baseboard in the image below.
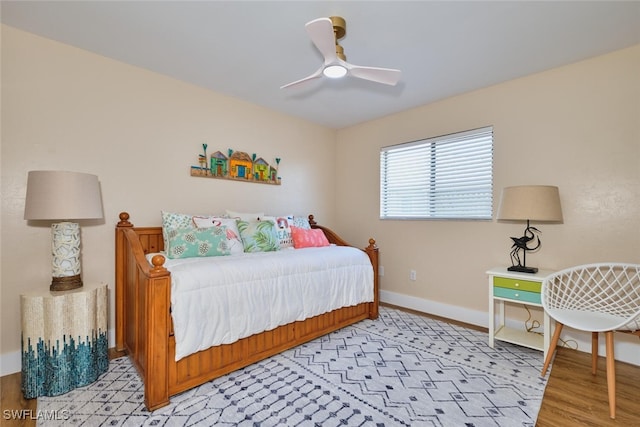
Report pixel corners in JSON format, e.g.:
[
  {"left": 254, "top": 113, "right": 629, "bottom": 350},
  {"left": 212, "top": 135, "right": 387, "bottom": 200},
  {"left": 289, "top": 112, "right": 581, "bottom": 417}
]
[
  {"left": 380, "top": 290, "right": 639, "bottom": 366},
  {"left": 380, "top": 289, "right": 489, "bottom": 328},
  {"left": 0, "top": 350, "right": 21, "bottom": 376}
]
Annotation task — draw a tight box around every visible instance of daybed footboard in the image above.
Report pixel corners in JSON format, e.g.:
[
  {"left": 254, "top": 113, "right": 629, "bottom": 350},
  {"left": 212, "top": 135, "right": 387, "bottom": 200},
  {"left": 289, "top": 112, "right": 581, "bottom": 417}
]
[
  {"left": 115, "top": 212, "right": 379, "bottom": 410},
  {"left": 115, "top": 213, "right": 171, "bottom": 409}
]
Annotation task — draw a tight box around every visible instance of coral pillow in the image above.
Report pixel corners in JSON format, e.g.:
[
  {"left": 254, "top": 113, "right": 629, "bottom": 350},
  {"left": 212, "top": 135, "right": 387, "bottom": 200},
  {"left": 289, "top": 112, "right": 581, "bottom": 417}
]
[{"left": 291, "top": 226, "right": 330, "bottom": 248}]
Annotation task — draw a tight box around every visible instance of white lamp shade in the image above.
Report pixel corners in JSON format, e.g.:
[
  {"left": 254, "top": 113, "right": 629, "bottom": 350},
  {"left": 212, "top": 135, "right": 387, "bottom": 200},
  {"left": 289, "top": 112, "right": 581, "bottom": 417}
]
[
  {"left": 497, "top": 185, "right": 563, "bottom": 222},
  {"left": 24, "top": 171, "right": 104, "bottom": 220}
]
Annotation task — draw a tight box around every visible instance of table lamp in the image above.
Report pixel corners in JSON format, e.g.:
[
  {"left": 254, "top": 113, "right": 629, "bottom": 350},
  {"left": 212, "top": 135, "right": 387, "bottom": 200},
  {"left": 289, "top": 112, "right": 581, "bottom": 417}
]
[
  {"left": 24, "top": 171, "right": 104, "bottom": 291},
  {"left": 497, "top": 185, "right": 563, "bottom": 273}
]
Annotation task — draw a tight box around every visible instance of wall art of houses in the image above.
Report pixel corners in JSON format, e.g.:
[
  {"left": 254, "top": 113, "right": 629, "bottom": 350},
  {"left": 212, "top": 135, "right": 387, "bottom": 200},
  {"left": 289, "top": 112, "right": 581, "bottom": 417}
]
[{"left": 190, "top": 144, "right": 281, "bottom": 185}]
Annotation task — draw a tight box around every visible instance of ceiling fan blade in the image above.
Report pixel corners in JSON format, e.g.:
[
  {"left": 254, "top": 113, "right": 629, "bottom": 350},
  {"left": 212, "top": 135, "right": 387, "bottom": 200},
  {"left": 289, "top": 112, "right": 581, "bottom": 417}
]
[
  {"left": 280, "top": 66, "right": 323, "bottom": 89},
  {"left": 347, "top": 64, "right": 402, "bottom": 86},
  {"left": 305, "top": 17, "right": 338, "bottom": 64}
]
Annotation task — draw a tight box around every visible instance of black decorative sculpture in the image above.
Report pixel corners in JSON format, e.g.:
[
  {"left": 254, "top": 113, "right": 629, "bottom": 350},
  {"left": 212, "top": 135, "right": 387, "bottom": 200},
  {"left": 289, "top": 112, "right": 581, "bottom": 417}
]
[
  {"left": 508, "top": 220, "right": 541, "bottom": 273},
  {"left": 497, "top": 185, "right": 563, "bottom": 274}
]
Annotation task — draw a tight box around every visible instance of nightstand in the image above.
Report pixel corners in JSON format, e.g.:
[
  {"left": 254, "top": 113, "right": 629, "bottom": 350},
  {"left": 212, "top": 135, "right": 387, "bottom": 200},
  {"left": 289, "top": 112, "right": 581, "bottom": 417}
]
[
  {"left": 487, "top": 267, "right": 555, "bottom": 358},
  {"left": 21, "top": 283, "right": 109, "bottom": 398}
]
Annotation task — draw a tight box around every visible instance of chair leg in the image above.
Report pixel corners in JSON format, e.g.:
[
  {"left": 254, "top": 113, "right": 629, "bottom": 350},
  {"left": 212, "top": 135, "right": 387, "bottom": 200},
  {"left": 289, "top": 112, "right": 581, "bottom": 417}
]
[
  {"left": 605, "top": 331, "right": 616, "bottom": 419},
  {"left": 591, "top": 331, "right": 599, "bottom": 375},
  {"left": 541, "top": 322, "right": 563, "bottom": 376}
]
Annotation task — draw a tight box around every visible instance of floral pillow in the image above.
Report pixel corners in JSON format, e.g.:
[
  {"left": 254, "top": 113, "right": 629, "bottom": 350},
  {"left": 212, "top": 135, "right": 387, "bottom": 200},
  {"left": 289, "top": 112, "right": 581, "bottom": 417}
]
[
  {"left": 236, "top": 219, "right": 280, "bottom": 253},
  {"left": 192, "top": 216, "right": 244, "bottom": 255},
  {"left": 161, "top": 211, "right": 195, "bottom": 249},
  {"left": 292, "top": 216, "right": 311, "bottom": 229},
  {"left": 166, "top": 226, "right": 231, "bottom": 259},
  {"left": 262, "top": 215, "right": 294, "bottom": 249},
  {"left": 290, "top": 226, "right": 330, "bottom": 248}
]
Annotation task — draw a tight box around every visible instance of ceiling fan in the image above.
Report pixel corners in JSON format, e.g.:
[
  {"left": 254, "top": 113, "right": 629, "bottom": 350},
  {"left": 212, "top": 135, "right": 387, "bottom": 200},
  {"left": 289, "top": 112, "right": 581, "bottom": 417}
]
[{"left": 280, "top": 16, "right": 401, "bottom": 89}]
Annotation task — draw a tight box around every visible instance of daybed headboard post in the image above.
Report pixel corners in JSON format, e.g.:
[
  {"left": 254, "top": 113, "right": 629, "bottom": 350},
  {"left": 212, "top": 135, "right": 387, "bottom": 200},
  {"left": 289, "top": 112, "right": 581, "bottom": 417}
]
[
  {"left": 365, "top": 238, "right": 380, "bottom": 319},
  {"left": 308, "top": 214, "right": 350, "bottom": 246},
  {"left": 145, "top": 258, "right": 171, "bottom": 410},
  {"left": 115, "top": 212, "right": 133, "bottom": 351}
]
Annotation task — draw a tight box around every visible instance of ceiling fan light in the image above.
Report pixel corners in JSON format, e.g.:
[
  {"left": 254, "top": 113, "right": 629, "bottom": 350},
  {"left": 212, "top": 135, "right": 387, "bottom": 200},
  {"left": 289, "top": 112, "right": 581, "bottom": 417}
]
[{"left": 323, "top": 64, "right": 347, "bottom": 78}]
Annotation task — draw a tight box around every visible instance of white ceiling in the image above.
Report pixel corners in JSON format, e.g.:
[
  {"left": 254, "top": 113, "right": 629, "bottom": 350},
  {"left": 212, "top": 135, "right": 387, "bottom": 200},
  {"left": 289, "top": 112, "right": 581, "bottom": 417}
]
[{"left": 2, "top": 1, "right": 639, "bottom": 129}]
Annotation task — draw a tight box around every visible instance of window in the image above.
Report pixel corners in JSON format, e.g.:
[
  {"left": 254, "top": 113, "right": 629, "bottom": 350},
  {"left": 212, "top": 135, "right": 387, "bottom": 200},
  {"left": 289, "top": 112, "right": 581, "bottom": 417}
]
[{"left": 380, "top": 126, "right": 493, "bottom": 220}]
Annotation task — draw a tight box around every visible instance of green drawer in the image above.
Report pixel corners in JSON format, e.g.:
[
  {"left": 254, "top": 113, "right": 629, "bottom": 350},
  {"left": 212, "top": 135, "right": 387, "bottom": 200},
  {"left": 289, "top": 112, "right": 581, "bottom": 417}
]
[
  {"left": 493, "top": 276, "right": 541, "bottom": 293},
  {"left": 493, "top": 287, "right": 541, "bottom": 304}
]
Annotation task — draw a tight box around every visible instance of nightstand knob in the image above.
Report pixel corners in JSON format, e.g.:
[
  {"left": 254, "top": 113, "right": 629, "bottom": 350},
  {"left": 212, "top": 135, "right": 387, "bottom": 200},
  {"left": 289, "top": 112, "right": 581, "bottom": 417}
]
[
  {"left": 514, "top": 293, "right": 520, "bottom": 298},
  {"left": 514, "top": 283, "right": 520, "bottom": 287}
]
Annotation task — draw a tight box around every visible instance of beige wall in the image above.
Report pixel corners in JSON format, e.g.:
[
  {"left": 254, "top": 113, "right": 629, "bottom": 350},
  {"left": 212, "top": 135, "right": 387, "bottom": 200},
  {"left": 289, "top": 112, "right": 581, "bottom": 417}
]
[
  {"left": 2, "top": 24, "right": 639, "bottom": 373},
  {"left": 1, "top": 25, "right": 336, "bottom": 373},
  {"left": 335, "top": 45, "right": 640, "bottom": 363}
]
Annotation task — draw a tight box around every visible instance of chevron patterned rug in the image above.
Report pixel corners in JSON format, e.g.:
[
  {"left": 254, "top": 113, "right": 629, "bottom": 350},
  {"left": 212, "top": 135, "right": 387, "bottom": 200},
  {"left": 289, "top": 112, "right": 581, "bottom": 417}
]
[{"left": 37, "top": 306, "right": 547, "bottom": 426}]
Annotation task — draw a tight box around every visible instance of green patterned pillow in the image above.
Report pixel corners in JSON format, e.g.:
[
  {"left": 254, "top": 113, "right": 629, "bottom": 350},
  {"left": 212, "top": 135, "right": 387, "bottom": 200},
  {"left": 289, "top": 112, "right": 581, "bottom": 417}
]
[
  {"left": 292, "top": 216, "right": 311, "bottom": 229},
  {"left": 161, "top": 211, "right": 196, "bottom": 249},
  {"left": 166, "top": 226, "right": 231, "bottom": 259},
  {"left": 236, "top": 219, "right": 280, "bottom": 253}
]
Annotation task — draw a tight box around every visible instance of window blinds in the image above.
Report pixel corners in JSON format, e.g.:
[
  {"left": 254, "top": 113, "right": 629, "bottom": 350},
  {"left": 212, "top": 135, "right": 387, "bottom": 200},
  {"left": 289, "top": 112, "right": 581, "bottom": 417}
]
[{"left": 380, "top": 126, "right": 493, "bottom": 220}]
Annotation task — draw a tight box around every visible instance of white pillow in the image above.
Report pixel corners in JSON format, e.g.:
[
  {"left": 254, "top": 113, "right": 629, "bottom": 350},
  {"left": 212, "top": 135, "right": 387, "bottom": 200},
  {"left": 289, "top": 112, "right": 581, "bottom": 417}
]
[
  {"left": 225, "top": 210, "right": 264, "bottom": 221},
  {"left": 262, "top": 215, "right": 294, "bottom": 249}
]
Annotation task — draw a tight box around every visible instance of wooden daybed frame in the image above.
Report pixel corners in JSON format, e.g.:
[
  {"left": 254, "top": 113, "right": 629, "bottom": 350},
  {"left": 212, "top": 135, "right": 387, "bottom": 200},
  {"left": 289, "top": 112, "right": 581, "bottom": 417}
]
[{"left": 115, "top": 212, "right": 379, "bottom": 410}]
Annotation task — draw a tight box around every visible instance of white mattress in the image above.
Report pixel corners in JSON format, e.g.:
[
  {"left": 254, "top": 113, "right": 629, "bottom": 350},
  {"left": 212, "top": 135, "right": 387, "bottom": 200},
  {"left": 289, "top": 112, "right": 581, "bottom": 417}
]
[{"left": 152, "top": 245, "right": 374, "bottom": 361}]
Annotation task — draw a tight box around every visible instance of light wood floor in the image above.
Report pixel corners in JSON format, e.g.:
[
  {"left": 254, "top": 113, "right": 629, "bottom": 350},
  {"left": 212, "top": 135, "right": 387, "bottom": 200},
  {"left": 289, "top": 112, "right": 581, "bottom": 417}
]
[
  {"left": 1, "top": 336, "right": 638, "bottom": 425},
  {"left": 537, "top": 347, "right": 640, "bottom": 426}
]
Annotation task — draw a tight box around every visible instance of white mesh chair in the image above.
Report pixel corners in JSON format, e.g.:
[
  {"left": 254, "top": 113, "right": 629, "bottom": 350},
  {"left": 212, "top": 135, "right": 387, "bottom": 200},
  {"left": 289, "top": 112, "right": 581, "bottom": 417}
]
[{"left": 540, "top": 263, "right": 640, "bottom": 419}]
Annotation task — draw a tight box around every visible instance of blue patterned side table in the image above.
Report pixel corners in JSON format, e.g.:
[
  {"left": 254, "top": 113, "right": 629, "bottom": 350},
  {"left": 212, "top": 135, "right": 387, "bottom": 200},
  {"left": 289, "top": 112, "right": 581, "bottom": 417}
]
[{"left": 21, "top": 283, "right": 109, "bottom": 398}]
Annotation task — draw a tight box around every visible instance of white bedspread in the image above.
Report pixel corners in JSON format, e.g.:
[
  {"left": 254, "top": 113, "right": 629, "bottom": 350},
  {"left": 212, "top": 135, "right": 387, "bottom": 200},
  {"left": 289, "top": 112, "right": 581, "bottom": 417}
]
[{"left": 155, "top": 246, "right": 374, "bottom": 361}]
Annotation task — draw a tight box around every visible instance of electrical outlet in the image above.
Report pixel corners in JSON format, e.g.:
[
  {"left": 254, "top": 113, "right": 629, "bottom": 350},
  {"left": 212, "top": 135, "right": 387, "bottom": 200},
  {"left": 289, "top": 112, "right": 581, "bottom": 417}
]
[
  {"left": 409, "top": 269, "right": 417, "bottom": 281},
  {"left": 379, "top": 265, "right": 385, "bottom": 276}
]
